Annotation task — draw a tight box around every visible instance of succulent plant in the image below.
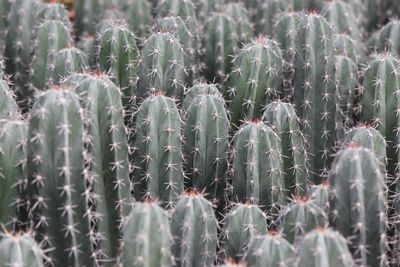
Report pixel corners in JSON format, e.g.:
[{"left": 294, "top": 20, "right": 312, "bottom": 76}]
[
  {"left": 309, "top": 182, "right": 330, "bottom": 214},
  {"left": 52, "top": 47, "right": 88, "bottom": 84},
  {"left": 193, "top": 0, "right": 223, "bottom": 24},
  {"left": 0, "top": 80, "right": 19, "bottom": 119},
  {"left": 245, "top": 0, "right": 285, "bottom": 35},
  {"left": 224, "top": 2, "right": 252, "bottom": 43},
  {"left": 182, "top": 83, "right": 221, "bottom": 112},
  {"left": 374, "top": 20, "right": 400, "bottom": 57},
  {"left": 74, "top": 0, "right": 111, "bottom": 37},
  {"left": 117, "top": 0, "right": 152, "bottom": 38}
]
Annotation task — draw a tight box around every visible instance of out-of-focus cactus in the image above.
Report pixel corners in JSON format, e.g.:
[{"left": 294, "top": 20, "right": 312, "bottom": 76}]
[
  {"left": 0, "top": 80, "right": 19, "bottom": 119},
  {"left": 193, "top": 0, "right": 223, "bottom": 24},
  {"left": 52, "top": 47, "right": 88, "bottom": 84},
  {"left": 309, "top": 182, "right": 330, "bottom": 214},
  {"left": 245, "top": 0, "right": 285, "bottom": 36},
  {"left": 36, "top": 1, "right": 70, "bottom": 28},
  {"left": 74, "top": 0, "right": 111, "bottom": 38},
  {"left": 332, "top": 33, "right": 364, "bottom": 64},
  {"left": 224, "top": 3, "right": 252, "bottom": 43},
  {"left": 374, "top": 20, "right": 400, "bottom": 57},
  {"left": 117, "top": 0, "right": 152, "bottom": 38},
  {"left": 131, "top": 94, "right": 184, "bottom": 208},
  {"left": 182, "top": 83, "right": 221, "bottom": 111},
  {"left": 0, "top": 0, "right": 10, "bottom": 55},
  {"left": 77, "top": 34, "right": 96, "bottom": 69},
  {"left": 170, "top": 190, "right": 218, "bottom": 267}
]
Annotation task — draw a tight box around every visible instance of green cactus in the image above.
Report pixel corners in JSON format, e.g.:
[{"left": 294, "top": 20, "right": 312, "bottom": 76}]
[
  {"left": 231, "top": 121, "right": 285, "bottom": 215},
  {"left": 0, "top": 80, "right": 19, "bottom": 119},
  {"left": 309, "top": 182, "right": 330, "bottom": 214},
  {"left": 192, "top": 0, "right": 223, "bottom": 24},
  {"left": 202, "top": 12, "right": 239, "bottom": 84},
  {"left": 131, "top": 94, "right": 184, "bottom": 207},
  {"left": 332, "top": 33, "right": 364, "bottom": 64},
  {"left": 225, "top": 38, "right": 284, "bottom": 128},
  {"left": 74, "top": 0, "right": 111, "bottom": 37},
  {"left": 222, "top": 203, "right": 267, "bottom": 261},
  {"left": 374, "top": 20, "right": 400, "bottom": 57},
  {"left": 31, "top": 19, "right": 72, "bottom": 91},
  {"left": 120, "top": 201, "right": 173, "bottom": 267},
  {"left": 182, "top": 83, "right": 221, "bottom": 111},
  {"left": 137, "top": 32, "right": 186, "bottom": 101},
  {"left": 117, "top": 0, "right": 152, "bottom": 37},
  {"left": 170, "top": 191, "right": 218, "bottom": 267},
  {"left": 68, "top": 73, "right": 132, "bottom": 265},
  {"left": 98, "top": 23, "right": 139, "bottom": 110},
  {"left": 36, "top": 1, "right": 71, "bottom": 28},
  {"left": 27, "top": 88, "right": 94, "bottom": 267},
  {"left": 0, "top": 119, "right": 27, "bottom": 231},
  {"left": 77, "top": 34, "right": 96, "bottom": 69},
  {"left": 278, "top": 196, "right": 327, "bottom": 243},
  {"left": 244, "top": 232, "right": 296, "bottom": 267},
  {"left": 329, "top": 146, "right": 388, "bottom": 267},
  {"left": 263, "top": 101, "right": 308, "bottom": 197},
  {"left": 52, "top": 47, "right": 88, "bottom": 84},
  {"left": 298, "top": 228, "right": 356, "bottom": 267},
  {"left": 0, "top": 232, "right": 44, "bottom": 267},
  {"left": 183, "top": 94, "right": 229, "bottom": 210},
  {"left": 0, "top": 0, "right": 10, "bottom": 55},
  {"left": 224, "top": 2, "right": 252, "bottom": 43},
  {"left": 293, "top": 13, "right": 335, "bottom": 183}
]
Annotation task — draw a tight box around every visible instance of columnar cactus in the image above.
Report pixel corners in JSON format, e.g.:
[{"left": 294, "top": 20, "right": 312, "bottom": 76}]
[
  {"left": 77, "top": 35, "right": 96, "bottom": 69},
  {"left": 117, "top": 0, "right": 152, "bottom": 37},
  {"left": 293, "top": 13, "right": 335, "bottom": 183},
  {"left": 27, "top": 88, "right": 94, "bottom": 266},
  {"left": 137, "top": 32, "right": 185, "bottom": 101},
  {"left": 36, "top": 1, "right": 70, "bottom": 28},
  {"left": 192, "top": 0, "right": 223, "bottom": 24},
  {"left": 74, "top": 0, "right": 110, "bottom": 37},
  {"left": 309, "top": 182, "right": 330, "bottom": 214},
  {"left": 131, "top": 94, "right": 184, "bottom": 207},
  {"left": 224, "top": 3, "right": 252, "bottom": 43},
  {"left": 244, "top": 232, "right": 296, "bottom": 267},
  {"left": 120, "top": 201, "right": 173, "bottom": 267},
  {"left": 225, "top": 38, "right": 284, "bottom": 128},
  {"left": 222, "top": 203, "right": 267, "bottom": 261},
  {"left": 69, "top": 74, "right": 132, "bottom": 265},
  {"left": 0, "top": 232, "right": 45, "bottom": 267},
  {"left": 0, "top": 80, "right": 19, "bottom": 119},
  {"left": 202, "top": 13, "right": 239, "bottom": 83},
  {"left": 52, "top": 47, "right": 88, "bottom": 84},
  {"left": 262, "top": 101, "right": 308, "bottom": 197},
  {"left": 30, "top": 19, "right": 72, "bottom": 91},
  {"left": 156, "top": 0, "right": 197, "bottom": 35},
  {"left": 245, "top": 0, "right": 285, "bottom": 35},
  {"left": 374, "top": 20, "right": 400, "bottom": 56},
  {"left": 277, "top": 196, "right": 327, "bottom": 243},
  {"left": 170, "top": 191, "right": 218, "bottom": 267},
  {"left": 298, "top": 228, "right": 356, "bottom": 267},
  {"left": 329, "top": 146, "right": 388, "bottom": 267},
  {"left": 0, "top": 0, "right": 10, "bottom": 54},
  {"left": 332, "top": 33, "right": 363, "bottom": 64},
  {"left": 183, "top": 94, "right": 229, "bottom": 210},
  {"left": 182, "top": 83, "right": 221, "bottom": 111},
  {"left": 231, "top": 121, "right": 285, "bottom": 215},
  {"left": 0, "top": 120, "right": 27, "bottom": 231}
]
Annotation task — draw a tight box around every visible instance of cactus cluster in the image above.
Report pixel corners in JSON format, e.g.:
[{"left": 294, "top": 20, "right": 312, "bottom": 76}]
[{"left": 1, "top": 0, "right": 400, "bottom": 266}]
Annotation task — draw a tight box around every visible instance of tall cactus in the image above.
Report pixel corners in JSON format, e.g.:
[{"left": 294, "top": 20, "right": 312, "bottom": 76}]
[
  {"left": 231, "top": 121, "right": 285, "bottom": 216},
  {"left": 329, "top": 146, "right": 388, "bottom": 267},
  {"left": 131, "top": 94, "right": 184, "bottom": 207},
  {"left": 225, "top": 37, "right": 284, "bottom": 128},
  {"left": 27, "top": 88, "right": 94, "bottom": 266},
  {"left": 120, "top": 201, "right": 173, "bottom": 267},
  {"left": 69, "top": 74, "right": 132, "bottom": 265},
  {"left": 52, "top": 47, "right": 88, "bottom": 84},
  {"left": 170, "top": 191, "right": 218, "bottom": 267},
  {"left": 263, "top": 101, "right": 308, "bottom": 197},
  {"left": 293, "top": 13, "right": 335, "bottom": 183},
  {"left": 183, "top": 94, "right": 229, "bottom": 209}
]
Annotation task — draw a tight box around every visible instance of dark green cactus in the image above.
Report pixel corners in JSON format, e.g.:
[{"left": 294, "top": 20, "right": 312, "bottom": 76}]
[
  {"left": 137, "top": 32, "right": 186, "bottom": 101},
  {"left": 293, "top": 13, "right": 335, "bottom": 183},
  {"left": 118, "top": 0, "right": 152, "bottom": 37},
  {"left": 120, "top": 201, "right": 173, "bottom": 267},
  {"left": 31, "top": 20, "right": 72, "bottom": 91},
  {"left": 244, "top": 232, "right": 296, "bottom": 267},
  {"left": 170, "top": 191, "right": 218, "bottom": 267},
  {"left": 278, "top": 196, "right": 327, "bottom": 243},
  {"left": 231, "top": 121, "right": 285, "bottom": 215},
  {"left": 68, "top": 74, "right": 132, "bottom": 265},
  {"left": 225, "top": 38, "right": 284, "bottom": 128},
  {"left": 263, "top": 101, "right": 308, "bottom": 197},
  {"left": 182, "top": 83, "right": 221, "bottom": 111},
  {"left": 0, "top": 80, "right": 19, "bottom": 119},
  {"left": 98, "top": 23, "right": 139, "bottom": 109},
  {"left": 131, "top": 94, "right": 184, "bottom": 207},
  {"left": 0, "top": 119, "right": 27, "bottom": 231},
  {"left": 183, "top": 93, "right": 229, "bottom": 209},
  {"left": 27, "top": 88, "right": 94, "bottom": 267},
  {"left": 52, "top": 47, "right": 88, "bottom": 84},
  {"left": 0, "top": 232, "right": 44, "bottom": 267},
  {"left": 224, "top": 3, "right": 252, "bottom": 43},
  {"left": 298, "top": 228, "right": 356, "bottom": 267},
  {"left": 374, "top": 20, "right": 400, "bottom": 57},
  {"left": 329, "top": 146, "right": 388, "bottom": 267},
  {"left": 222, "top": 203, "right": 267, "bottom": 261}
]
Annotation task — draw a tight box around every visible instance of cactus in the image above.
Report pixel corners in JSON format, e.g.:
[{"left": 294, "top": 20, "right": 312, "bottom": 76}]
[
  {"left": 69, "top": 74, "right": 132, "bottom": 265},
  {"left": 224, "top": 3, "right": 252, "bottom": 43},
  {"left": 131, "top": 94, "right": 184, "bottom": 207},
  {"left": 0, "top": 120, "right": 27, "bottom": 231},
  {"left": 298, "top": 228, "right": 356, "bottom": 267},
  {"left": 231, "top": 121, "right": 285, "bottom": 215},
  {"left": 52, "top": 47, "right": 88, "bottom": 84},
  {"left": 202, "top": 13, "right": 239, "bottom": 84},
  {"left": 0, "top": 0, "right": 10, "bottom": 55},
  {"left": 277, "top": 196, "right": 327, "bottom": 243},
  {"left": 225, "top": 38, "right": 284, "bottom": 128},
  {"left": 293, "top": 13, "right": 335, "bottom": 183},
  {"left": 193, "top": 0, "right": 223, "bottom": 24},
  {"left": 0, "top": 232, "right": 45, "bottom": 267},
  {"left": 329, "top": 146, "right": 388, "bottom": 267},
  {"left": 120, "top": 201, "right": 173, "bottom": 267},
  {"left": 182, "top": 83, "right": 221, "bottom": 111},
  {"left": 137, "top": 32, "right": 186, "bottom": 101},
  {"left": 74, "top": 0, "right": 111, "bottom": 37},
  {"left": 36, "top": 1, "right": 70, "bottom": 28},
  {"left": 245, "top": 0, "right": 285, "bottom": 35},
  {"left": 262, "top": 101, "right": 308, "bottom": 197},
  {"left": 374, "top": 20, "right": 400, "bottom": 57},
  {"left": 0, "top": 80, "right": 19, "bottom": 119},
  {"left": 117, "top": 0, "right": 152, "bottom": 38},
  {"left": 309, "top": 182, "right": 330, "bottom": 214},
  {"left": 31, "top": 20, "right": 72, "bottom": 91},
  {"left": 332, "top": 33, "right": 364, "bottom": 64},
  {"left": 222, "top": 203, "right": 267, "bottom": 261},
  {"left": 27, "top": 88, "right": 94, "bottom": 266},
  {"left": 77, "top": 34, "right": 96, "bottom": 69},
  {"left": 183, "top": 94, "right": 229, "bottom": 210},
  {"left": 244, "top": 232, "right": 296, "bottom": 267},
  {"left": 170, "top": 190, "right": 218, "bottom": 267}
]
